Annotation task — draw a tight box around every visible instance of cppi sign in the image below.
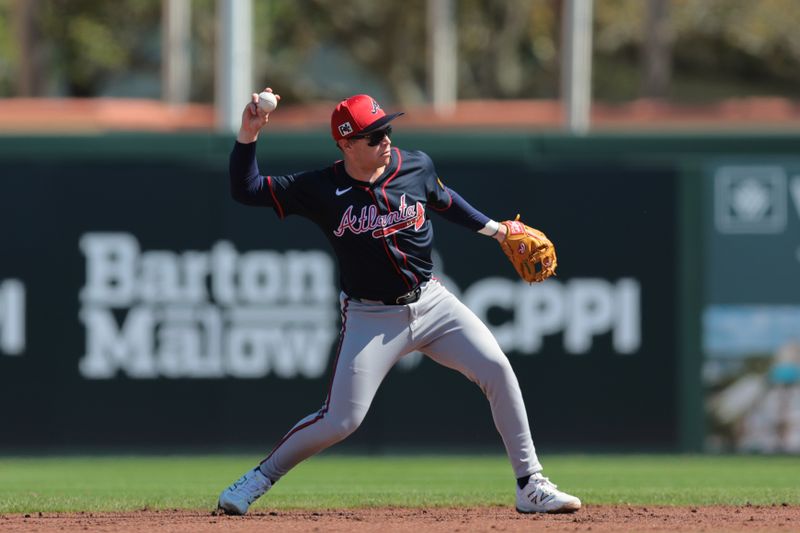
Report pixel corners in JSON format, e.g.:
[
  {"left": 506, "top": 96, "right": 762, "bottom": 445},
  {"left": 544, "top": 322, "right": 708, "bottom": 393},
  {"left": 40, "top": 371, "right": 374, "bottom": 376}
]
[{"left": 461, "top": 277, "right": 641, "bottom": 355}]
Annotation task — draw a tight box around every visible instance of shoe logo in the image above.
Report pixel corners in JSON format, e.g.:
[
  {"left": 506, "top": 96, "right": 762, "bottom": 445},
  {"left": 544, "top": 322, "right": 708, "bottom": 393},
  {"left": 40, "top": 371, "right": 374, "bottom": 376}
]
[
  {"left": 527, "top": 489, "right": 555, "bottom": 505},
  {"left": 335, "top": 186, "right": 352, "bottom": 196}
]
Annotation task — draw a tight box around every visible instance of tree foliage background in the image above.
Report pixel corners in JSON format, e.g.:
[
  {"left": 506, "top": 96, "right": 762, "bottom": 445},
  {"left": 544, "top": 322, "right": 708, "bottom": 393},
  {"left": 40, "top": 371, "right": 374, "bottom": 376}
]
[{"left": 2, "top": 0, "right": 800, "bottom": 105}]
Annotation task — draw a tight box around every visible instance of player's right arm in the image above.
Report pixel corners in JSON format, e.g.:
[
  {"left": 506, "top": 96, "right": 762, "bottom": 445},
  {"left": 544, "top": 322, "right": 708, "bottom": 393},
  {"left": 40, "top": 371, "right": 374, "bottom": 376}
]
[
  {"left": 230, "top": 89, "right": 281, "bottom": 207},
  {"left": 229, "top": 89, "right": 317, "bottom": 219},
  {"left": 229, "top": 141, "right": 272, "bottom": 206}
]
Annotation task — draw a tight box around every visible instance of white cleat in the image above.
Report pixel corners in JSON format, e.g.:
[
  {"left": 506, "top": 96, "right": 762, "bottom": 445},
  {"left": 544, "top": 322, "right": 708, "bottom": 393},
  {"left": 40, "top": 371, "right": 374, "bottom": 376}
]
[
  {"left": 217, "top": 467, "right": 272, "bottom": 515},
  {"left": 515, "top": 473, "right": 581, "bottom": 514}
]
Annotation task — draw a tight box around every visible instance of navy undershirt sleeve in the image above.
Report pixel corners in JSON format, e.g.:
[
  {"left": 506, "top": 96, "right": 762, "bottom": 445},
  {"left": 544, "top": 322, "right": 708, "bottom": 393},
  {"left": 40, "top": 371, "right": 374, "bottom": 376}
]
[
  {"left": 434, "top": 186, "right": 491, "bottom": 232},
  {"left": 229, "top": 141, "right": 273, "bottom": 206}
]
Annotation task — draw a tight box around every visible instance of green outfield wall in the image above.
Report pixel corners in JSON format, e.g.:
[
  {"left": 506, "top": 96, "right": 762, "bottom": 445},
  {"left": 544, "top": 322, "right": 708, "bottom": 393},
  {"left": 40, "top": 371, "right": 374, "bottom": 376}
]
[{"left": 1, "top": 131, "right": 798, "bottom": 453}]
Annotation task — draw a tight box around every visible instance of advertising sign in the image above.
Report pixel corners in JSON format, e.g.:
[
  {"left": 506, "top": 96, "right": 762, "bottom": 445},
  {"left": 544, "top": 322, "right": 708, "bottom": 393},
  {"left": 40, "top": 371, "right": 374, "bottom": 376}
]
[
  {"left": 704, "top": 162, "right": 800, "bottom": 453},
  {"left": 0, "top": 136, "right": 678, "bottom": 451}
]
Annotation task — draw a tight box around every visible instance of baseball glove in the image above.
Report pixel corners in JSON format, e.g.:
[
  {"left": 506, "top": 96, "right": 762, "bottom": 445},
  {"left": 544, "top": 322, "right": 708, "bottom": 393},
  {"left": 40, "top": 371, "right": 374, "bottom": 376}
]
[{"left": 499, "top": 215, "right": 557, "bottom": 283}]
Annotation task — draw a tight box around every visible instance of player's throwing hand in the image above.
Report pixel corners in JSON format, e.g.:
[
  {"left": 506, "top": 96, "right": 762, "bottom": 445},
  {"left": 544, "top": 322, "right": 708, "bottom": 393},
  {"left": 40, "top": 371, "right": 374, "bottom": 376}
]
[{"left": 238, "top": 87, "right": 281, "bottom": 144}]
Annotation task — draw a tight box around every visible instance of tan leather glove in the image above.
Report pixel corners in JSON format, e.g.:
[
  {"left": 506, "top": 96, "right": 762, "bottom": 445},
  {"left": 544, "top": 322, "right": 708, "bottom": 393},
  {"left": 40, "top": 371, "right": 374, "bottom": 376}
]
[{"left": 499, "top": 215, "right": 557, "bottom": 283}]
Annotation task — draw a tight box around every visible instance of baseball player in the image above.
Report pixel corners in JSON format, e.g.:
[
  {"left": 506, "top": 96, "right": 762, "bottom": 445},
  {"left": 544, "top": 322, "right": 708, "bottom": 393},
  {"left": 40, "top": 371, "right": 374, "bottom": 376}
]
[{"left": 217, "top": 90, "right": 580, "bottom": 515}]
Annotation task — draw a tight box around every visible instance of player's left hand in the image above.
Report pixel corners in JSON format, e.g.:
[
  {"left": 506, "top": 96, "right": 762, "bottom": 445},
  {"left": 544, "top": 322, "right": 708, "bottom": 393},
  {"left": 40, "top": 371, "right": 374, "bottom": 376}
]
[{"left": 498, "top": 215, "right": 557, "bottom": 283}]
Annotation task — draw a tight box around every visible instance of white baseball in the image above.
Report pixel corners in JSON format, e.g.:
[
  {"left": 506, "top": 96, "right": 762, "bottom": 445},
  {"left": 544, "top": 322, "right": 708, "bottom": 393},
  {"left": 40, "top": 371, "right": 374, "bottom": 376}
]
[{"left": 258, "top": 91, "right": 278, "bottom": 112}]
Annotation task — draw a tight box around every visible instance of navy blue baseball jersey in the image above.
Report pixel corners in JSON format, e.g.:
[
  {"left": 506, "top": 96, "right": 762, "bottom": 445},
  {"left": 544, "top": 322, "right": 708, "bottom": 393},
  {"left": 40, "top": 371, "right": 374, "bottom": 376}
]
[{"left": 230, "top": 141, "right": 490, "bottom": 302}]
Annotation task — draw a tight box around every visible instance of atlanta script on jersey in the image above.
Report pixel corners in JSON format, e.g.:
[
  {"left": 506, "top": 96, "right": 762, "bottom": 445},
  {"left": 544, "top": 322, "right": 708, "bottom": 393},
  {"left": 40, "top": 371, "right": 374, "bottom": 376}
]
[{"left": 230, "top": 143, "right": 488, "bottom": 302}]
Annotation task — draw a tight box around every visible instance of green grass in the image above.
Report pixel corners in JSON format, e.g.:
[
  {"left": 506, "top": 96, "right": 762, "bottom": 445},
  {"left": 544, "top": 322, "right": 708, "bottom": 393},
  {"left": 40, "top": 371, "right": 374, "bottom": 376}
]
[{"left": 0, "top": 454, "right": 798, "bottom": 513}]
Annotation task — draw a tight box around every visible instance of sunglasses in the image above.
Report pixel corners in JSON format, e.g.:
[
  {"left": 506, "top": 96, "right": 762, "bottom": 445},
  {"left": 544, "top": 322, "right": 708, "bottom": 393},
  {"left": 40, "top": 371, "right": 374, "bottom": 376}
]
[{"left": 352, "top": 125, "right": 392, "bottom": 146}]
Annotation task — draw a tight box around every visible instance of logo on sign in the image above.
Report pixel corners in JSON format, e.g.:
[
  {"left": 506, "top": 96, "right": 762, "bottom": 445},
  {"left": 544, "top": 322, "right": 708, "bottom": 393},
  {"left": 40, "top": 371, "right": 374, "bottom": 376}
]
[{"left": 714, "top": 166, "right": 787, "bottom": 234}]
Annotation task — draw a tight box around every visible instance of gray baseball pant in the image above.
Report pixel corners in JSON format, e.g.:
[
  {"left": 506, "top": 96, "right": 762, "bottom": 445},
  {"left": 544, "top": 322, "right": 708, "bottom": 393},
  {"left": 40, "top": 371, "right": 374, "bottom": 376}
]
[{"left": 258, "top": 279, "right": 542, "bottom": 481}]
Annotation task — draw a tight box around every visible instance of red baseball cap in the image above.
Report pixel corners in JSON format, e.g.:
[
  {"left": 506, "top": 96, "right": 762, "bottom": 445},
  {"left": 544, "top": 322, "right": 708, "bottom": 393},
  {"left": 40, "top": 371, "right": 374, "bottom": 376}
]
[{"left": 331, "top": 94, "right": 404, "bottom": 141}]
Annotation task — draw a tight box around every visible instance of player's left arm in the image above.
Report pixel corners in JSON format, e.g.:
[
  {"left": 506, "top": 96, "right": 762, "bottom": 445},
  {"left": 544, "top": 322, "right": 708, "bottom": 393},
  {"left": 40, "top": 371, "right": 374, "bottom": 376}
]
[
  {"left": 434, "top": 184, "right": 557, "bottom": 282},
  {"left": 425, "top": 169, "right": 507, "bottom": 242},
  {"left": 420, "top": 152, "right": 507, "bottom": 241}
]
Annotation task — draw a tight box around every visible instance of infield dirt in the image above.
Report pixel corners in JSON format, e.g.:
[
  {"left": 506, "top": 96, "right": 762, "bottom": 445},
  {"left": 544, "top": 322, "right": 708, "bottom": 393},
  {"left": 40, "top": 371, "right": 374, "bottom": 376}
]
[{"left": 1, "top": 505, "right": 798, "bottom": 532}]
